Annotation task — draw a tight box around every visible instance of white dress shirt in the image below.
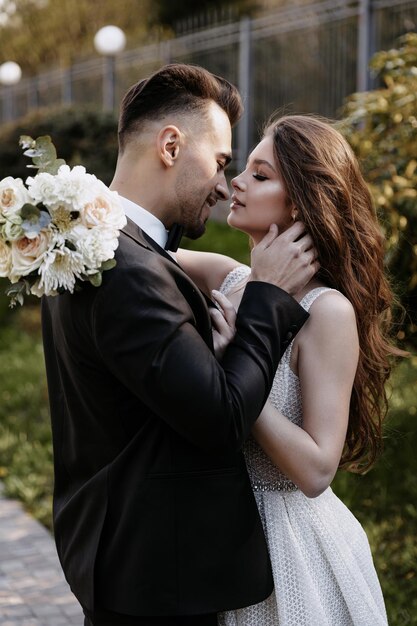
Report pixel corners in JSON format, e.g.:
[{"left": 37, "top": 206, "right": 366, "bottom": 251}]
[{"left": 120, "top": 195, "right": 168, "bottom": 249}]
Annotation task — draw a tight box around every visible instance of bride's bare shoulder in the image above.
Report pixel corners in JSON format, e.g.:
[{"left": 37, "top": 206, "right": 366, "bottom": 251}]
[{"left": 176, "top": 248, "right": 243, "bottom": 296}]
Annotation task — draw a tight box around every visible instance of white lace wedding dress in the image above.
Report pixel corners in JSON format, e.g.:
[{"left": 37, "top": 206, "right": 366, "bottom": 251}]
[{"left": 218, "top": 266, "right": 388, "bottom": 626}]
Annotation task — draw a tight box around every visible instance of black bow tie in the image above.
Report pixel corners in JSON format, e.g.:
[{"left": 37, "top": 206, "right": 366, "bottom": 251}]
[{"left": 165, "top": 224, "right": 184, "bottom": 252}]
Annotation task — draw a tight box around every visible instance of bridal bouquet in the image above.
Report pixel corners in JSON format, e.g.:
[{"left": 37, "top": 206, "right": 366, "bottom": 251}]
[{"left": 0, "top": 136, "right": 126, "bottom": 306}]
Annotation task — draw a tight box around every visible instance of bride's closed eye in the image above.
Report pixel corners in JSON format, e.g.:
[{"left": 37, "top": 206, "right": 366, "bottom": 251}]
[{"left": 253, "top": 173, "right": 268, "bottom": 181}]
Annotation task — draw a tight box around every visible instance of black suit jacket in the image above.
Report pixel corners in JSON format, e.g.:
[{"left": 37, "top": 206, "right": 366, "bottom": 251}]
[{"left": 41, "top": 218, "right": 308, "bottom": 616}]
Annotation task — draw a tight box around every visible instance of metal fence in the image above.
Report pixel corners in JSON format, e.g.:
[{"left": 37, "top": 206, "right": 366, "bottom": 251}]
[{"left": 1, "top": 0, "right": 416, "bottom": 170}]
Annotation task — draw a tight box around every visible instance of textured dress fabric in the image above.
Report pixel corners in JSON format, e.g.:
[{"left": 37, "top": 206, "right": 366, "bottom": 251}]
[{"left": 218, "top": 266, "right": 388, "bottom": 626}]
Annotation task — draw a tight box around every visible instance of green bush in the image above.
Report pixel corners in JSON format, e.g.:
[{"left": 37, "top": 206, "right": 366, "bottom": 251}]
[
  {"left": 332, "top": 358, "right": 417, "bottom": 625},
  {"left": 0, "top": 306, "right": 53, "bottom": 529},
  {"left": 339, "top": 33, "right": 417, "bottom": 348},
  {"left": 0, "top": 106, "right": 118, "bottom": 185},
  {"left": 182, "top": 218, "right": 250, "bottom": 263}
]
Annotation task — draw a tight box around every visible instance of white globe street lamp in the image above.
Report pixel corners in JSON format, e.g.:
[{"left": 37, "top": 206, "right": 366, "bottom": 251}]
[
  {"left": 94, "top": 26, "right": 126, "bottom": 56},
  {"left": 0, "top": 61, "right": 22, "bottom": 85},
  {"left": 0, "top": 61, "right": 22, "bottom": 122},
  {"left": 94, "top": 26, "right": 126, "bottom": 111}
]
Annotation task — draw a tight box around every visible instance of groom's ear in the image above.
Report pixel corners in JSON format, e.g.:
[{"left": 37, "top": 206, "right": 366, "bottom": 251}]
[{"left": 157, "top": 125, "right": 181, "bottom": 168}]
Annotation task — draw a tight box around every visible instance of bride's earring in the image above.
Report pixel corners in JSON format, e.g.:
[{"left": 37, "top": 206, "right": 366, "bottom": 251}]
[{"left": 291, "top": 210, "right": 297, "bottom": 222}]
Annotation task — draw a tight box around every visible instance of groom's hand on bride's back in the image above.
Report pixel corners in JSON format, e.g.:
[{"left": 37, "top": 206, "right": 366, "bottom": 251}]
[{"left": 250, "top": 222, "right": 319, "bottom": 296}]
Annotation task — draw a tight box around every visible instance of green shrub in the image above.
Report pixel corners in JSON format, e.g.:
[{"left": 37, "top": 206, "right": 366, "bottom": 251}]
[
  {"left": 0, "top": 106, "right": 118, "bottom": 185},
  {"left": 333, "top": 358, "right": 417, "bottom": 625},
  {"left": 0, "top": 307, "right": 53, "bottom": 529},
  {"left": 339, "top": 33, "right": 417, "bottom": 348}
]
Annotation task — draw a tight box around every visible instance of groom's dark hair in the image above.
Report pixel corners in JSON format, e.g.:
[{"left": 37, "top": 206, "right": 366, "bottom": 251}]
[{"left": 118, "top": 63, "right": 243, "bottom": 152}]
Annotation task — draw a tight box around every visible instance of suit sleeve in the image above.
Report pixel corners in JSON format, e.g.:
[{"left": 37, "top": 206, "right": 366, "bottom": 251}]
[{"left": 92, "top": 258, "right": 308, "bottom": 450}]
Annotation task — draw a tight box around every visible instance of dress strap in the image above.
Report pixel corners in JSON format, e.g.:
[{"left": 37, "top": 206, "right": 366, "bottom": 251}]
[
  {"left": 279, "top": 287, "right": 338, "bottom": 371},
  {"left": 219, "top": 265, "right": 251, "bottom": 296},
  {"left": 299, "top": 287, "right": 338, "bottom": 313}
]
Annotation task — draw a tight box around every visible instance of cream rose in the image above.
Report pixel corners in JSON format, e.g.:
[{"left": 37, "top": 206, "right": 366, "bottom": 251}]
[
  {"left": 80, "top": 188, "right": 126, "bottom": 231},
  {"left": 10, "top": 228, "right": 55, "bottom": 279},
  {"left": 0, "top": 238, "right": 12, "bottom": 278},
  {"left": 0, "top": 177, "right": 30, "bottom": 218}
]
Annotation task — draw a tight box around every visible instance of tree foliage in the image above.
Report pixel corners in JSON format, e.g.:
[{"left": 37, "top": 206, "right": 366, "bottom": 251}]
[
  {"left": 148, "top": 0, "right": 261, "bottom": 30},
  {"left": 0, "top": 0, "right": 152, "bottom": 74},
  {"left": 339, "top": 33, "right": 417, "bottom": 347}
]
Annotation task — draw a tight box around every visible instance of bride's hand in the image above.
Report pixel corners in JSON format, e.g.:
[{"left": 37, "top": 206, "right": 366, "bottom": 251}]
[{"left": 210, "top": 290, "right": 236, "bottom": 360}]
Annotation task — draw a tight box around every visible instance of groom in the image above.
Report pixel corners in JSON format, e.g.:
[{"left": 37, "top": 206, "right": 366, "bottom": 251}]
[{"left": 41, "top": 64, "right": 316, "bottom": 626}]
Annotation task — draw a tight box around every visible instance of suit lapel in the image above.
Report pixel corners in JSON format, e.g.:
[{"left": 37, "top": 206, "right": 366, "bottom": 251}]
[{"left": 121, "top": 219, "right": 214, "bottom": 350}]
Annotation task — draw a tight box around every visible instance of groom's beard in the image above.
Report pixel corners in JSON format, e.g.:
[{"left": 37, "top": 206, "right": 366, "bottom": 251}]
[
  {"left": 174, "top": 170, "right": 213, "bottom": 240},
  {"left": 184, "top": 215, "right": 207, "bottom": 240}
]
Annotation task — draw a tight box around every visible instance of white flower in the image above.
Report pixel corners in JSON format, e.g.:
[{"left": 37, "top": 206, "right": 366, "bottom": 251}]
[
  {"left": 38, "top": 246, "right": 86, "bottom": 295},
  {"left": 75, "top": 226, "right": 119, "bottom": 270},
  {"left": 26, "top": 171, "right": 62, "bottom": 208},
  {"left": 3, "top": 150, "right": 125, "bottom": 305},
  {"left": 80, "top": 187, "right": 126, "bottom": 232},
  {"left": 0, "top": 238, "right": 12, "bottom": 278},
  {"left": 0, "top": 177, "right": 30, "bottom": 218},
  {"left": 51, "top": 165, "right": 100, "bottom": 212},
  {"left": 10, "top": 227, "right": 56, "bottom": 279}
]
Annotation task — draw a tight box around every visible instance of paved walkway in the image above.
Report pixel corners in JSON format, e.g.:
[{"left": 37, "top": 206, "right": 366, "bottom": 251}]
[{"left": 0, "top": 483, "right": 84, "bottom": 626}]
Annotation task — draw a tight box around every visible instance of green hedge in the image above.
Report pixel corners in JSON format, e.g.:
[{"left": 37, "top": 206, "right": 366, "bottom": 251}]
[{"left": 0, "top": 106, "right": 118, "bottom": 185}]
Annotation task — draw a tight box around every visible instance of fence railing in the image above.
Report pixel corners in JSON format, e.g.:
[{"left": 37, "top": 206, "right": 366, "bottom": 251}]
[{"left": 1, "top": 0, "right": 416, "bottom": 170}]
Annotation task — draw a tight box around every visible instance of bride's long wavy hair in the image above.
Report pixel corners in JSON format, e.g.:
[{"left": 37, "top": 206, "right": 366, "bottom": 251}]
[{"left": 265, "top": 114, "right": 403, "bottom": 472}]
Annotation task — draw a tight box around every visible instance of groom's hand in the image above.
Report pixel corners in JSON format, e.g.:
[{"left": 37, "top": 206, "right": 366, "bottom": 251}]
[{"left": 250, "top": 222, "right": 319, "bottom": 296}]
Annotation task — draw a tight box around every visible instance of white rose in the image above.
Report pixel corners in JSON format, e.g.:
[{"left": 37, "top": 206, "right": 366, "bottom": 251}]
[
  {"left": 80, "top": 187, "right": 126, "bottom": 231},
  {"left": 53, "top": 165, "right": 97, "bottom": 211},
  {"left": 10, "top": 227, "right": 55, "bottom": 279},
  {"left": 0, "top": 177, "right": 30, "bottom": 218},
  {"left": 76, "top": 226, "right": 119, "bottom": 270},
  {"left": 26, "top": 172, "right": 62, "bottom": 209},
  {"left": 0, "top": 238, "right": 12, "bottom": 278}
]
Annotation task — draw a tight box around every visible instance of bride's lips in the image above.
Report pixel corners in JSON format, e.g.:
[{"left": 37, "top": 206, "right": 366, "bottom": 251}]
[{"left": 230, "top": 194, "right": 245, "bottom": 210}]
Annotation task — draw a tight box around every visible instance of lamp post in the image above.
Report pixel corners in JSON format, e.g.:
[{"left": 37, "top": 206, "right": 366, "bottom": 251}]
[
  {"left": 94, "top": 25, "right": 126, "bottom": 112},
  {"left": 0, "top": 61, "right": 22, "bottom": 123}
]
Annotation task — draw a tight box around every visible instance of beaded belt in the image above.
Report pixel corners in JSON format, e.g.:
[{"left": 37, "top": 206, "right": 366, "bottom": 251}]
[{"left": 251, "top": 479, "right": 299, "bottom": 492}]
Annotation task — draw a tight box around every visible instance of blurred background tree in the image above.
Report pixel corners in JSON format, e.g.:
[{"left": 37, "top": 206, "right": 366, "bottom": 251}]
[
  {"left": 0, "top": 0, "right": 152, "bottom": 73},
  {"left": 0, "top": 0, "right": 298, "bottom": 74},
  {"left": 339, "top": 32, "right": 417, "bottom": 348},
  {"left": 147, "top": 0, "right": 261, "bottom": 31}
]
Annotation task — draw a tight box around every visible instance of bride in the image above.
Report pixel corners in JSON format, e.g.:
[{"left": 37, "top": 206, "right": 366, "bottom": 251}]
[{"left": 177, "top": 115, "right": 401, "bottom": 625}]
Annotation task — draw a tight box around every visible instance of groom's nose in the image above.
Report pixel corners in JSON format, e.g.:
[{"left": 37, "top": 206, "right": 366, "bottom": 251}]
[{"left": 215, "top": 180, "right": 230, "bottom": 201}]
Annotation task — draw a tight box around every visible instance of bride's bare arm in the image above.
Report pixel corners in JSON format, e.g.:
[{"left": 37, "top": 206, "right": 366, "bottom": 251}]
[
  {"left": 252, "top": 291, "right": 359, "bottom": 498},
  {"left": 175, "top": 248, "right": 242, "bottom": 297}
]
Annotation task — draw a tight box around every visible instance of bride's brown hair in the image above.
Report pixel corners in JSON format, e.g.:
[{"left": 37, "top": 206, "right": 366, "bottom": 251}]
[{"left": 265, "top": 114, "right": 402, "bottom": 472}]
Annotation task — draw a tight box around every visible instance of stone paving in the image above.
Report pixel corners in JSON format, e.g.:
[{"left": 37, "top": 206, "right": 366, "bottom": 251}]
[{"left": 0, "top": 483, "right": 84, "bottom": 626}]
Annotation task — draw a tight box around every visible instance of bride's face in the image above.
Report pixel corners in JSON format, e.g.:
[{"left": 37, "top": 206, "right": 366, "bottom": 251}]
[{"left": 228, "top": 135, "right": 290, "bottom": 244}]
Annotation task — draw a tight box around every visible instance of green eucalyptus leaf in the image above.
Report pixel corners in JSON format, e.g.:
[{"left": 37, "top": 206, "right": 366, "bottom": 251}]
[
  {"left": 19, "top": 135, "right": 35, "bottom": 150},
  {"left": 89, "top": 272, "right": 102, "bottom": 287},
  {"left": 6, "top": 280, "right": 31, "bottom": 307},
  {"left": 64, "top": 240, "right": 77, "bottom": 251},
  {"left": 100, "top": 259, "right": 117, "bottom": 271},
  {"left": 38, "top": 158, "right": 66, "bottom": 175},
  {"left": 20, "top": 203, "right": 41, "bottom": 221},
  {"left": 19, "top": 135, "right": 66, "bottom": 174}
]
